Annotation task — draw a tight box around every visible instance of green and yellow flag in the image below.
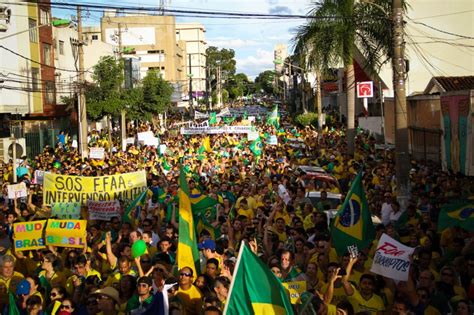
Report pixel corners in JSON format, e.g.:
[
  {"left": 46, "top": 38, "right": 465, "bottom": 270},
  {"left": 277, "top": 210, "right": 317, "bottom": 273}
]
[
  {"left": 209, "top": 112, "right": 217, "bottom": 125},
  {"left": 177, "top": 168, "right": 200, "bottom": 278},
  {"left": 250, "top": 137, "right": 263, "bottom": 157},
  {"left": 203, "top": 136, "right": 212, "bottom": 153},
  {"left": 438, "top": 201, "right": 473, "bottom": 232},
  {"left": 266, "top": 105, "right": 280, "bottom": 128},
  {"left": 224, "top": 242, "right": 294, "bottom": 315},
  {"left": 123, "top": 189, "right": 149, "bottom": 223},
  {"left": 189, "top": 189, "right": 218, "bottom": 212},
  {"left": 8, "top": 292, "right": 20, "bottom": 315},
  {"left": 331, "top": 172, "right": 375, "bottom": 256}
]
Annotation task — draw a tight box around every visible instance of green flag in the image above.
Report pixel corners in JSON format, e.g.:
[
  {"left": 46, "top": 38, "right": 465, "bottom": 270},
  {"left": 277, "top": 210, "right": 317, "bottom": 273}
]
[
  {"left": 250, "top": 137, "right": 263, "bottom": 156},
  {"left": 437, "top": 200, "right": 474, "bottom": 232},
  {"left": 266, "top": 105, "right": 280, "bottom": 128},
  {"left": 8, "top": 292, "right": 20, "bottom": 315},
  {"left": 123, "top": 189, "right": 148, "bottom": 223},
  {"left": 223, "top": 116, "right": 236, "bottom": 124},
  {"left": 331, "top": 172, "right": 375, "bottom": 256},
  {"left": 209, "top": 112, "right": 217, "bottom": 125},
  {"left": 189, "top": 189, "right": 219, "bottom": 212},
  {"left": 224, "top": 242, "right": 294, "bottom": 315}
]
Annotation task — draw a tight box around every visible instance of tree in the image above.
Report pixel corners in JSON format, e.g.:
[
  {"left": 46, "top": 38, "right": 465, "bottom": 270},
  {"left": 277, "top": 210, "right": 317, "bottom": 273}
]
[
  {"left": 206, "top": 46, "right": 236, "bottom": 76},
  {"left": 140, "top": 70, "right": 173, "bottom": 118},
  {"left": 255, "top": 70, "right": 276, "bottom": 95},
  {"left": 86, "top": 56, "right": 125, "bottom": 120},
  {"left": 227, "top": 73, "right": 250, "bottom": 100},
  {"left": 293, "top": 0, "right": 396, "bottom": 155}
]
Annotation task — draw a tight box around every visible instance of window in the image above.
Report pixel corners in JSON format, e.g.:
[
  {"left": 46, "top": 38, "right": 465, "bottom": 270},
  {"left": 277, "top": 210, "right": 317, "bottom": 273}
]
[
  {"left": 43, "top": 43, "right": 51, "bottom": 66},
  {"left": 29, "top": 19, "right": 37, "bottom": 42},
  {"left": 40, "top": 9, "right": 50, "bottom": 25},
  {"left": 59, "top": 40, "right": 64, "bottom": 55},
  {"left": 31, "top": 68, "right": 40, "bottom": 92},
  {"left": 92, "top": 34, "right": 99, "bottom": 40},
  {"left": 45, "top": 81, "right": 55, "bottom": 104}
]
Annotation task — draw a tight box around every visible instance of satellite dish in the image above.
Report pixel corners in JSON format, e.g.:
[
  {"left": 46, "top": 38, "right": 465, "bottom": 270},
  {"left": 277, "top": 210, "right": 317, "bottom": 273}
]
[{"left": 8, "top": 143, "right": 23, "bottom": 158}]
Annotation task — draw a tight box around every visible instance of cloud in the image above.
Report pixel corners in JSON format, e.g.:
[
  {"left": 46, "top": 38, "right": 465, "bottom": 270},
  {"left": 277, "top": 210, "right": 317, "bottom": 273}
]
[
  {"left": 236, "top": 49, "right": 275, "bottom": 77},
  {"left": 269, "top": 6, "right": 292, "bottom": 15},
  {"left": 207, "top": 38, "right": 259, "bottom": 49}
]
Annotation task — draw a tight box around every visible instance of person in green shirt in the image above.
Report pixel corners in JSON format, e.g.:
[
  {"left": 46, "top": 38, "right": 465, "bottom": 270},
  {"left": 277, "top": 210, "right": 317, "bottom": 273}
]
[{"left": 125, "top": 276, "right": 154, "bottom": 314}]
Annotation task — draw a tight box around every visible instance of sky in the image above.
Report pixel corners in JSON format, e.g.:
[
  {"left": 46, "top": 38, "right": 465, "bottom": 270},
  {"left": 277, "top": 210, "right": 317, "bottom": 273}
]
[{"left": 53, "top": 0, "right": 315, "bottom": 79}]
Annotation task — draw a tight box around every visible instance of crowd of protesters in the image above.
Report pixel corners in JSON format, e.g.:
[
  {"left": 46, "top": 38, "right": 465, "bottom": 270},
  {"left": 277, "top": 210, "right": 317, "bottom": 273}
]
[{"left": 0, "top": 107, "right": 473, "bottom": 315}]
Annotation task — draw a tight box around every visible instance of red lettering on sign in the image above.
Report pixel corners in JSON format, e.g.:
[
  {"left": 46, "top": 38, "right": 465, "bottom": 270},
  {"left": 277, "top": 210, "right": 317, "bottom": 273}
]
[{"left": 376, "top": 242, "right": 405, "bottom": 256}]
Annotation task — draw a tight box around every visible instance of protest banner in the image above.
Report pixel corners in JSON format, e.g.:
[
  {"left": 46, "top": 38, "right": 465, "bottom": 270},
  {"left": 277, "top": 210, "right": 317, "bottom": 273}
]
[
  {"left": 13, "top": 220, "right": 47, "bottom": 251},
  {"left": 43, "top": 171, "right": 147, "bottom": 205},
  {"left": 282, "top": 281, "right": 306, "bottom": 304},
  {"left": 126, "top": 137, "right": 135, "bottom": 145},
  {"left": 137, "top": 131, "right": 154, "bottom": 142},
  {"left": 180, "top": 125, "right": 253, "bottom": 135},
  {"left": 7, "top": 182, "right": 27, "bottom": 199},
  {"left": 51, "top": 202, "right": 81, "bottom": 219},
  {"left": 88, "top": 200, "right": 121, "bottom": 220},
  {"left": 33, "top": 170, "right": 45, "bottom": 185},
  {"left": 370, "top": 233, "right": 415, "bottom": 281},
  {"left": 89, "top": 147, "right": 105, "bottom": 160},
  {"left": 45, "top": 219, "right": 87, "bottom": 248}
]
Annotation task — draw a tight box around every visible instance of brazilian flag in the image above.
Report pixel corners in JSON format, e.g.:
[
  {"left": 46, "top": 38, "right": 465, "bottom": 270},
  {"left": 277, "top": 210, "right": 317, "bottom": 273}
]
[
  {"left": 331, "top": 172, "right": 375, "bottom": 256},
  {"left": 437, "top": 201, "right": 473, "bottom": 232},
  {"left": 189, "top": 189, "right": 219, "bottom": 212},
  {"left": 209, "top": 112, "right": 217, "bottom": 125},
  {"left": 250, "top": 137, "right": 263, "bottom": 156}
]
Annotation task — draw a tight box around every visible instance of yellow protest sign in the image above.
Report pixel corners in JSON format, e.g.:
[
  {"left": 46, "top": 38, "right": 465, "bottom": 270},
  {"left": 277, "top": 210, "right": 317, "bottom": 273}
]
[
  {"left": 282, "top": 281, "right": 306, "bottom": 304},
  {"left": 45, "top": 219, "right": 87, "bottom": 248},
  {"left": 13, "top": 220, "right": 47, "bottom": 251},
  {"left": 43, "top": 171, "right": 147, "bottom": 205}
]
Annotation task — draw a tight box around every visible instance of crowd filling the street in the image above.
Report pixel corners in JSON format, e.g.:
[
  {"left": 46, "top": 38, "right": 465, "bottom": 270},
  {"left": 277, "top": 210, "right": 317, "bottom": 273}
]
[{"left": 0, "top": 105, "right": 473, "bottom": 315}]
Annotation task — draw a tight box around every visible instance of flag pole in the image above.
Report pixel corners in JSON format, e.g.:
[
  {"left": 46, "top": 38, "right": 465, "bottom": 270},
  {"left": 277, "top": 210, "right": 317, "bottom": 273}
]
[{"left": 223, "top": 240, "right": 246, "bottom": 315}]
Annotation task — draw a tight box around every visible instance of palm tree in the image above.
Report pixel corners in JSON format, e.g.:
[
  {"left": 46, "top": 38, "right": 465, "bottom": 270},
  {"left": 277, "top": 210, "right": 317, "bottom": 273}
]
[{"left": 293, "top": 0, "right": 396, "bottom": 155}]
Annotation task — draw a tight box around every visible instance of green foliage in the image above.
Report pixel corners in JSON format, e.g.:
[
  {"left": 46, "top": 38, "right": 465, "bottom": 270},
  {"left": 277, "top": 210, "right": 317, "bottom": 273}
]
[
  {"left": 222, "top": 89, "right": 229, "bottom": 104},
  {"left": 141, "top": 70, "right": 173, "bottom": 116},
  {"left": 254, "top": 70, "right": 275, "bottom": 95},
  {"left": 86, "top": 56, "right": 125, "bottom": 120},
  {"left": 295, "top": 112, "right": 319, "bottom": 127},
  {"left": 206, "top": 46, "right": 236, "bottom": 76}
]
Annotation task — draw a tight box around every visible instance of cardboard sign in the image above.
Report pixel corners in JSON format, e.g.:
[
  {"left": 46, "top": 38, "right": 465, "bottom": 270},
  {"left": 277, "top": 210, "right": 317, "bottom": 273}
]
[
  {"left": 247, "top": 131, "right": 259, "bottom": 141},
  {"left": 43, "top": 171, "right": 147, "bottom": 205},
  {"left": 89, "top": 147, "right": 105, "bottom": 160},
  {"left": 282, "top": 281, "right": 306, "bottom": 304},
  {"left": 51, "top": 202, "right": 81, "bottom": 219},
  {"left": 88, "top": 200, "right": 121, "bottom": 220},
  {"left": 7, "top": 182, "right": 27, "bottom": 199},
  {"left": 267, "top": 135, "right": 278, "bottom": 145},
  {"left": 13, "top": 220, "right": 47, "bottom": 251},
  {"left": 33, "top": 170, "right": 45, "bottom": 185},
  {"left": 45, "top": 219, "right": 87, "bottom": 248},
  {"left": 370, "top": 233, "right": 415, "bottom": 281}
]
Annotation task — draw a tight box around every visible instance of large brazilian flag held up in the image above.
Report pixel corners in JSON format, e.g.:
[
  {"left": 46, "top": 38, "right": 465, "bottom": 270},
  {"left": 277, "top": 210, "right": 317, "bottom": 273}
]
[
  {"left": 224, "top": 242, "right": 294, "bottom": 315},
  {"left": 331, "top": 172, "right": 375, "bottom": 256},
  {"left": 437, "top": 200, "right": 474, "bottom": 232},
  {"left": 177, "top": 168, "right": 200, "bottom": 277}
]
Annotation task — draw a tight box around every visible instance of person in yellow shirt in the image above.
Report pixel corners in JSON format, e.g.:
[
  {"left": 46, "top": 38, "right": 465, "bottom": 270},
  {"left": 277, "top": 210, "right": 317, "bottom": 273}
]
[
  {"left": 345, "top": 274, "right": 385, "bottom": 314},
  {"left": 236, "top": 198, "right": 254, "bottom": 219},
  {"left": 176, "top": 266, "right": 203, "bottom": 315},
  {"left": 0, "top": 254, "right": 24, "bottom": 302}
]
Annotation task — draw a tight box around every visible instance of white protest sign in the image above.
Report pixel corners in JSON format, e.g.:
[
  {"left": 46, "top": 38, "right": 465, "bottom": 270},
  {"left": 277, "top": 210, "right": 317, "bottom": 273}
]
[
  {"left": 126, "top": 137, "right": 135, "bottom": 145},
  {"left": 89, "top": 147, "right": 105, "bottom": 160},
  {"left": 7, "top": 182, "right": 27, "bottom": 199},
  {"left": 71, "top": 140, "right": 78, "bottom": 148},
  {"left": 159, "top": 144, "right": 167, "bottom": 155},
  {"left": 87, "top": 200, "right": 121, "bottom": 220},
  {"left": 248, "top": 116, "right": 255, "bottom": 122},
  {"left": 247, "top": 131, "right": 259, "bottom": 141},
  {"left": 180, "top": 125, "right": 253, "bottom": 135},
  {"left": 370, "top": 233, "right": 415, "bottom": 281},
  {"left": 144, "top": 137, "right": 159, "bottom": 147},
  {"left": 137, "top": 131, "right": 154, "bottom": 142},
  {"left": 268, "top": 135, "right": 278, "bottom": 145},
  {"left": 33, "top": 170, "right": 45, "bottom": 185}
]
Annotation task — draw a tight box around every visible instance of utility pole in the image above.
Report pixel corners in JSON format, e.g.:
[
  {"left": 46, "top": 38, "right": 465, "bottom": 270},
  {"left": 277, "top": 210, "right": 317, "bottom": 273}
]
[
  {"left": 77, "top": 6, "right": 88, "bottom": 160},
  {"left": 216, "top": 65, "right": 222, "bottom": 108},
  {"left": 117, "top": 23, "right": 126, "bottom": 152},
  {"left": 392, "top": 0, "right": 410, "bottom": 210},
  {"left": 188, "top": 54, "right": 194, "bottom": 116}
]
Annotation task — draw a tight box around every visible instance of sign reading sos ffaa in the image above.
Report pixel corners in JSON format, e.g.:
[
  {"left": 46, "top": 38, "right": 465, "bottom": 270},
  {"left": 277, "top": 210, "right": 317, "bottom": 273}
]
[{"left": 357, "top": 81, "right": 374, "bottom": 98}]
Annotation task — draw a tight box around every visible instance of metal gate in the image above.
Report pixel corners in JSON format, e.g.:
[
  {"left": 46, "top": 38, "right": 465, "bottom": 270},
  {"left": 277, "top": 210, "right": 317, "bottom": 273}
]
[
  {"left": 25, "top": 129, "right": 58, "bottom": 159},
  {"left": 409, "top": 127, "right": 442, "bottom": 163}
]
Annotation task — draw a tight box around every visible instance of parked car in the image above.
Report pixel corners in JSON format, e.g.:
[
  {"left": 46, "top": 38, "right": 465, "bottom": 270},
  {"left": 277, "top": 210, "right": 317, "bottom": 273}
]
[{"left": 295, "top": 165, "right": 341, "bottom": 192}]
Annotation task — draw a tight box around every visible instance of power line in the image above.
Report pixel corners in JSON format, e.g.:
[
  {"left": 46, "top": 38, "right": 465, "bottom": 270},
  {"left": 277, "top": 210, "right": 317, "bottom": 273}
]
[
  {"left": 409, "top": 10, "right": 474, "bottom": 20},
  {"left": 407, "top": 16, "right": 474, "bottom": 40},
  {"left": 0, "top": 45, "right": 90, "bottom": 73}
]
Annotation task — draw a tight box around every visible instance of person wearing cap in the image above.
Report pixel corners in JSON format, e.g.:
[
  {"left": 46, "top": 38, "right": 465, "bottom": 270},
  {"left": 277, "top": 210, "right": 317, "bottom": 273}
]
[
  {"left": 93, "top": 287, "right": 123, "bottom": 315},
  {"left": 16, "top": 278, "right": 31, "bottom": 312},
  {"left": 126, "top": 276, "right": 154, "bottom": 315},
  {"left": 198, "top": 239, "right": 221, "bottom": 264},
  {"left": 177, "top": 266, "right": 203, "bottom": 315}
]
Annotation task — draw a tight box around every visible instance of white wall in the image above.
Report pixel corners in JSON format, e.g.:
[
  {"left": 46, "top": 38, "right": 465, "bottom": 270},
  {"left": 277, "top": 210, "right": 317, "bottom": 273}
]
[
  {"left": 0, "top": 3, "right": 31, "bottom": 114},
  {"left": 378, "top": 1, "right": 474, "bottom": 96},
  {"left": 53, "top": 25, "right": 78, "bottom": 102}
]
